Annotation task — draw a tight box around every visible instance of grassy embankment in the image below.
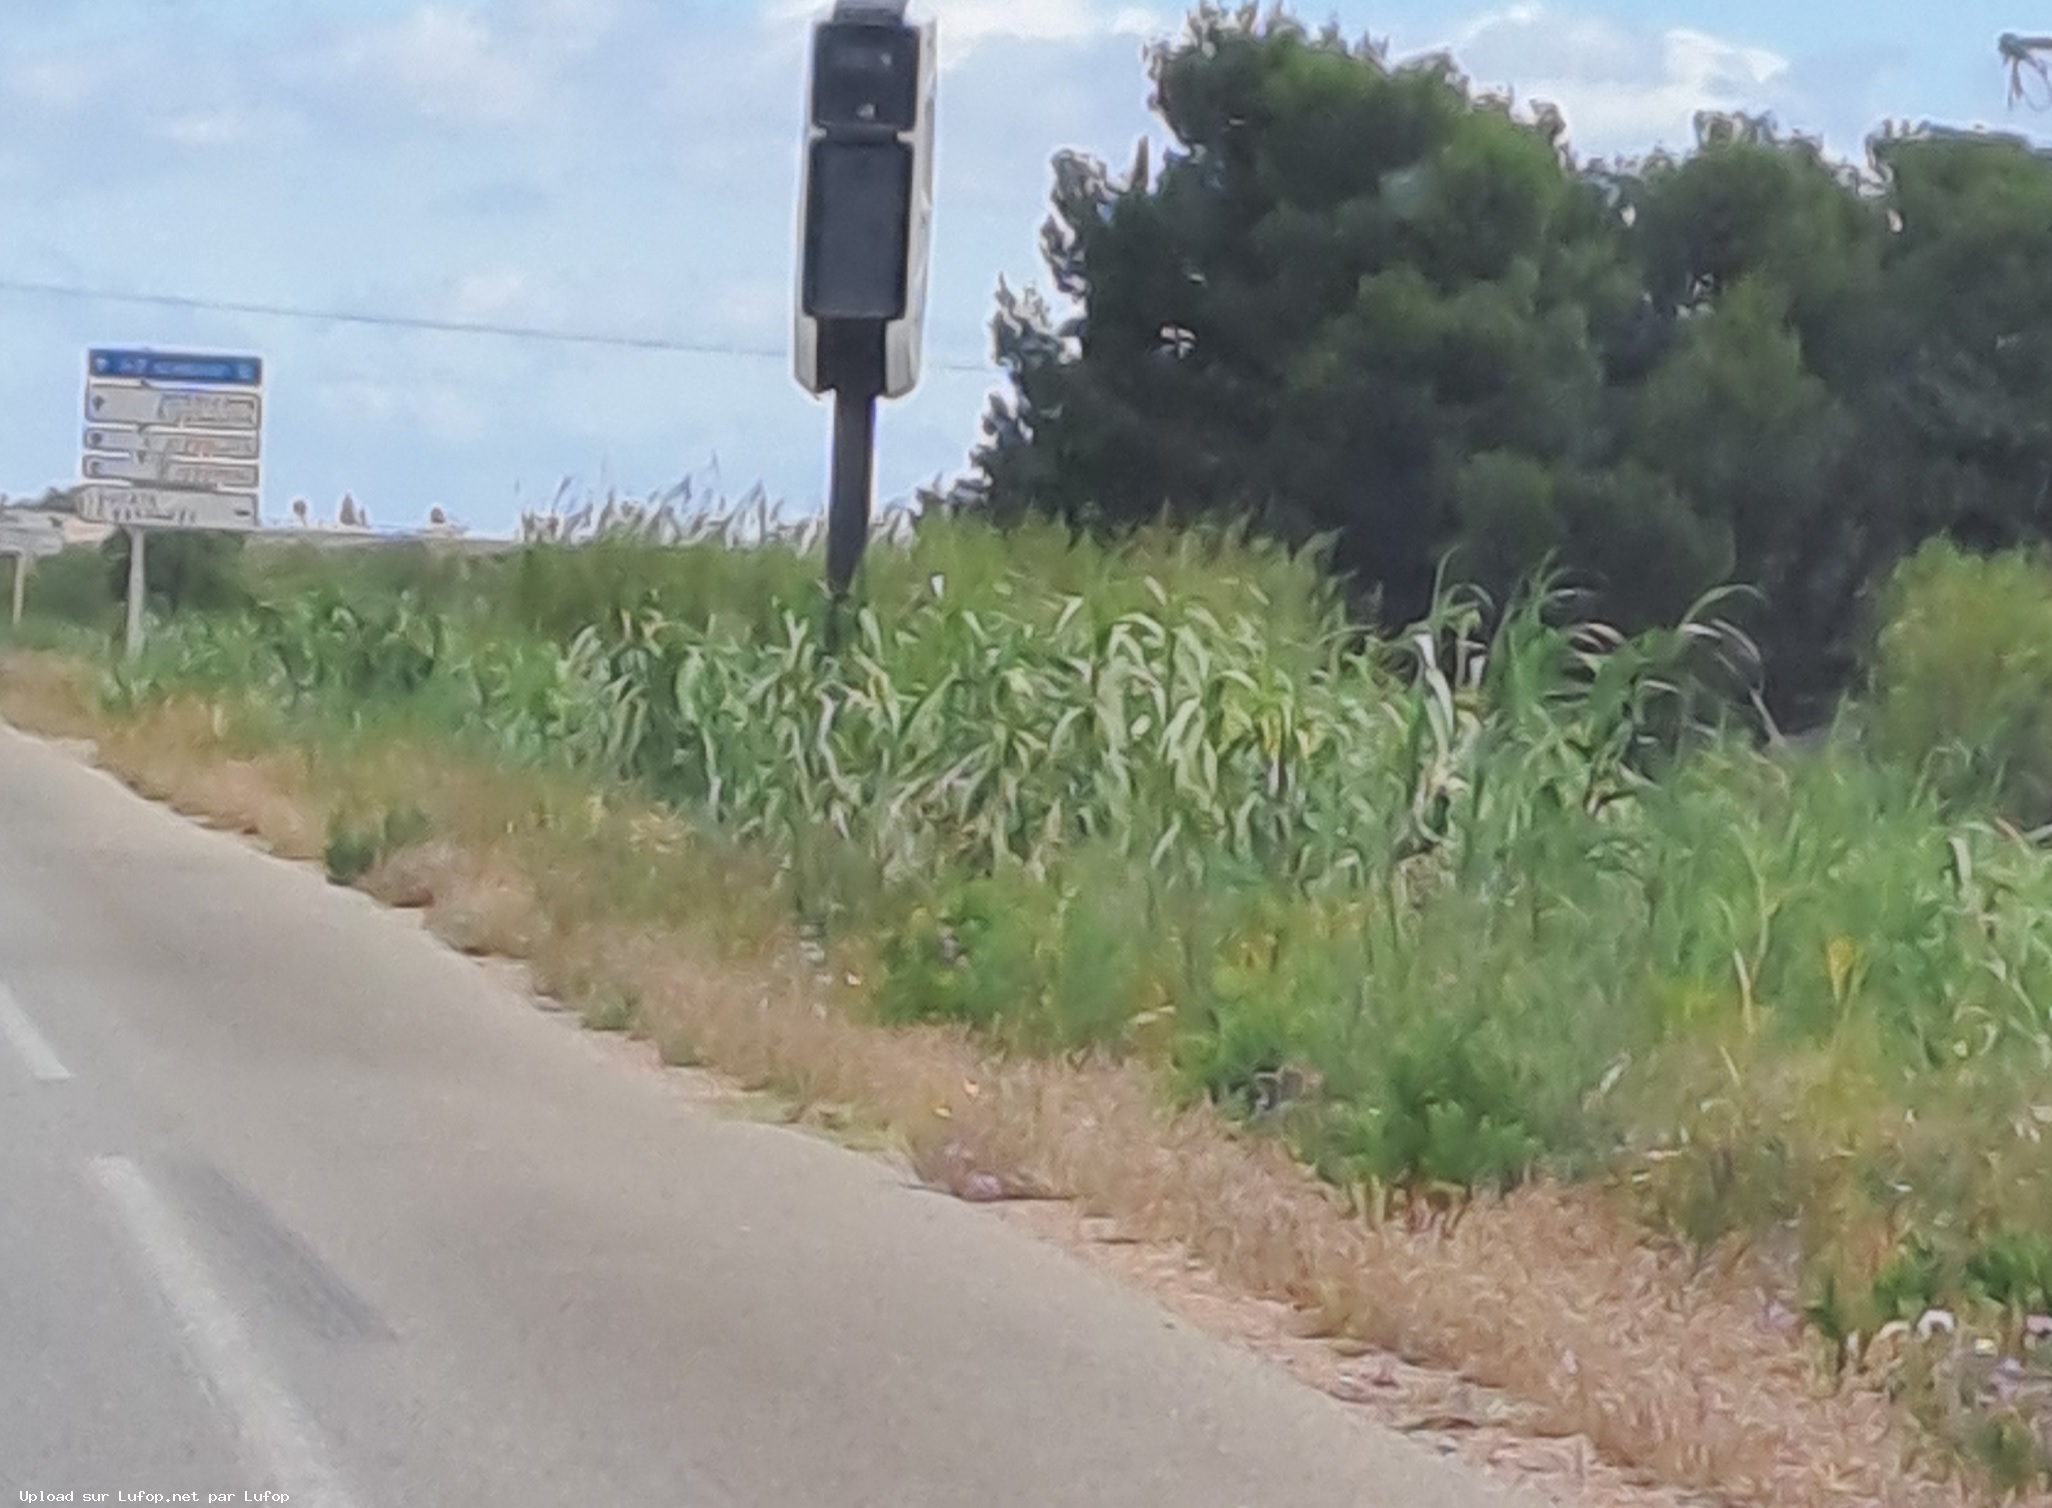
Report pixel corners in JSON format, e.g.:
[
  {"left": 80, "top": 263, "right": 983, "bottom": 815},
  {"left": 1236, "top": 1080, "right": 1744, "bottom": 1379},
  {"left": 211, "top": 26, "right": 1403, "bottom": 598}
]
[{"left": 7, "top": 512, "right": 2052, "bottom": 1504}]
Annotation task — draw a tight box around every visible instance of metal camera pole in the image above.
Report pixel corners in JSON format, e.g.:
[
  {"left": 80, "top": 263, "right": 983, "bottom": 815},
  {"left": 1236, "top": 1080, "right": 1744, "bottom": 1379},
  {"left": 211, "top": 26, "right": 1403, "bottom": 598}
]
[
  {"left": 829, "top": 381, "right": 879, "bottom": 599},
  {"left": 817, "top": 319, "right": 887, "bottom": 601}
]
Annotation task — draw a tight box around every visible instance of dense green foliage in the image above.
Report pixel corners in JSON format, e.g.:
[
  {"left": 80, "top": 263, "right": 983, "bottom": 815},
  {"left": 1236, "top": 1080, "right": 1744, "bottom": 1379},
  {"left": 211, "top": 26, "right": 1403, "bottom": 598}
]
[
  {"left": 101, "top": 530, "right": 250, "bottom": 618},
  {"left": 963, "top": 5, "right": 2052, "bottom": 725},
  {"left": 1867, "top": 540, "right": 2052, "bottom": 827},
  {"left": 17, "top": 545, "right": 122, "bottom": 634}
]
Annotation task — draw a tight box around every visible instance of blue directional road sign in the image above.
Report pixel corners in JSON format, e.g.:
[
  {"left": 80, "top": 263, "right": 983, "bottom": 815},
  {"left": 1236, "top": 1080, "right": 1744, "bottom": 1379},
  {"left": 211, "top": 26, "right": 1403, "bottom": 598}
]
[{"left": 87, "top": 349, "right": 263, "bottom": 387}]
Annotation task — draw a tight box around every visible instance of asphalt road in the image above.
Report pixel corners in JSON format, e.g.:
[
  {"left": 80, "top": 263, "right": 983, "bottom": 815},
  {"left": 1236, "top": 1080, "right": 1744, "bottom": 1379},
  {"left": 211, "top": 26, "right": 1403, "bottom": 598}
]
[{"left": 0, "top": 720, "right": 1530, "bottom": 1508}]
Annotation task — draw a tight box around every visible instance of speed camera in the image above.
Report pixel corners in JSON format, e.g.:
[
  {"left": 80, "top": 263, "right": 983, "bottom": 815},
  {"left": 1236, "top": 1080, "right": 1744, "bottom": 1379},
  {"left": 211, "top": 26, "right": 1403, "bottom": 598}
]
[{"left": 794, "top": 1, "right": 937, "bottom": 399}]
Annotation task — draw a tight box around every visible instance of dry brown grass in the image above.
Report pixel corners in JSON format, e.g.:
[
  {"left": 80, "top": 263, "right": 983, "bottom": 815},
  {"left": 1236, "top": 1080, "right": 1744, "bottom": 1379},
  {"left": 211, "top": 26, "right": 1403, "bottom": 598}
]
[
  {"left": 0, "top": 649, "right": 2012, "bottom": 1508},
  {"left": 0, "top": 651, "right": 103, "bottom": 742},
  {"left": 381, "top": 845, "right": 547, "bottom": 958}
]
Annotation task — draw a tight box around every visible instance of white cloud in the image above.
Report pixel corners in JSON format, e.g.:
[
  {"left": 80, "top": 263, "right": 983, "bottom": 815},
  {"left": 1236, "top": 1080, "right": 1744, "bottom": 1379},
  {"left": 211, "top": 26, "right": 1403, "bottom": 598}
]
[
  {"left": 319, "top": 378, "right": 404, "bottom": 424},
  {"left": 1441, "top": 5, "right": 1791, "bottom": 157},
  {"left": 448, "top": 269, "right": 538, "bottom": 321},
  {"left": 335, "top": 7, "right": 546, "bottom": 125},
  {"left": 312, "top": 0, "right": 630, "bottom": 133},
  {"left": 415, "top": 386, "right": 492, "bottom": 444},
  {"left": 541, "top": 352, "right": 707, "bottom": 448},
  {"left": 760, "top": 0, "right": 1170, "bottom": 70},
  {"left": 4, "top": 57, "right": 100, "bottom": 112},
  {"left": 520, "top": 0, "right": 622, "bottom": 53},
  {"left": 929, "top": 0, "right": 1166, "bottom": 62},
  {"left": 713, "top": 274, "right": 795, "bottom": 332},
  {"left": 317, "top": 374, "right": 491, "bottom": 446},
  {"left": 157, "top": 108, "right": 253, "bottom": 149}
]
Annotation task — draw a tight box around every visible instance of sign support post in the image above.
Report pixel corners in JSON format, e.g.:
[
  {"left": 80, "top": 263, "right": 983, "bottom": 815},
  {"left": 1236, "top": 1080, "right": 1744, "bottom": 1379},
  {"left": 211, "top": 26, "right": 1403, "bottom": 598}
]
[
  {"left": 0, "top": 510, "right": 64, "bottom": 628},
  {"left": 125, "top": 528, "right": 146, "bottom": 659}
]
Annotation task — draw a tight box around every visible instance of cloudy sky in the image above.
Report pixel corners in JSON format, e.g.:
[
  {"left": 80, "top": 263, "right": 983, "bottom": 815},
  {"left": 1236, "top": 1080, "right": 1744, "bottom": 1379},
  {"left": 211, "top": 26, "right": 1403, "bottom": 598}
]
[{"left": 0, "top": 0, "right": 2042, "bottom": 533}]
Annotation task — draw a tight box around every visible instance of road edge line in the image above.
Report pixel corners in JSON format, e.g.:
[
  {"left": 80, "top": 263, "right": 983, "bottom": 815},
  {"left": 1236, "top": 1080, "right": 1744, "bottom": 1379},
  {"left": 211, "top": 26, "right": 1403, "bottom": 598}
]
[
  {"left": 89, "top": 1154, "right": 363, "bottom": 1508},
  {"left": 0, "top": 980, "right": 72, "bottom": 1082}
]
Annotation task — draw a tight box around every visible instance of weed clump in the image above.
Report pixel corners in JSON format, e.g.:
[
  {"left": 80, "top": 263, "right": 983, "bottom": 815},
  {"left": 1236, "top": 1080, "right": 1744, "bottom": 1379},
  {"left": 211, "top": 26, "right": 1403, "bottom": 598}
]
[{"left": 324, "top": 804, "right": 432, "bottom": 886}]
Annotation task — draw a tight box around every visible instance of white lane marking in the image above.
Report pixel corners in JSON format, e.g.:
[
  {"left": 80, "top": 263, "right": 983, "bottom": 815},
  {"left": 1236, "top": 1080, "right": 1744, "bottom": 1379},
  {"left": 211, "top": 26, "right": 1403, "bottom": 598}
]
[
  {"left": 0, "top": 980, "right": 72, "bottom": 1082},
  {"left": 89, "top": 1155, "right": 363, "bottom": 1508}
]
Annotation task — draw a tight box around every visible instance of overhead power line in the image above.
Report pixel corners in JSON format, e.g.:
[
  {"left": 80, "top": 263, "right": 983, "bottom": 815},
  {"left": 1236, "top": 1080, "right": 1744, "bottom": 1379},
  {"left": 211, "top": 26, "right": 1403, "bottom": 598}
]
[{"left": 0, "top": 276, "right": 996, "bottom": 375}]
